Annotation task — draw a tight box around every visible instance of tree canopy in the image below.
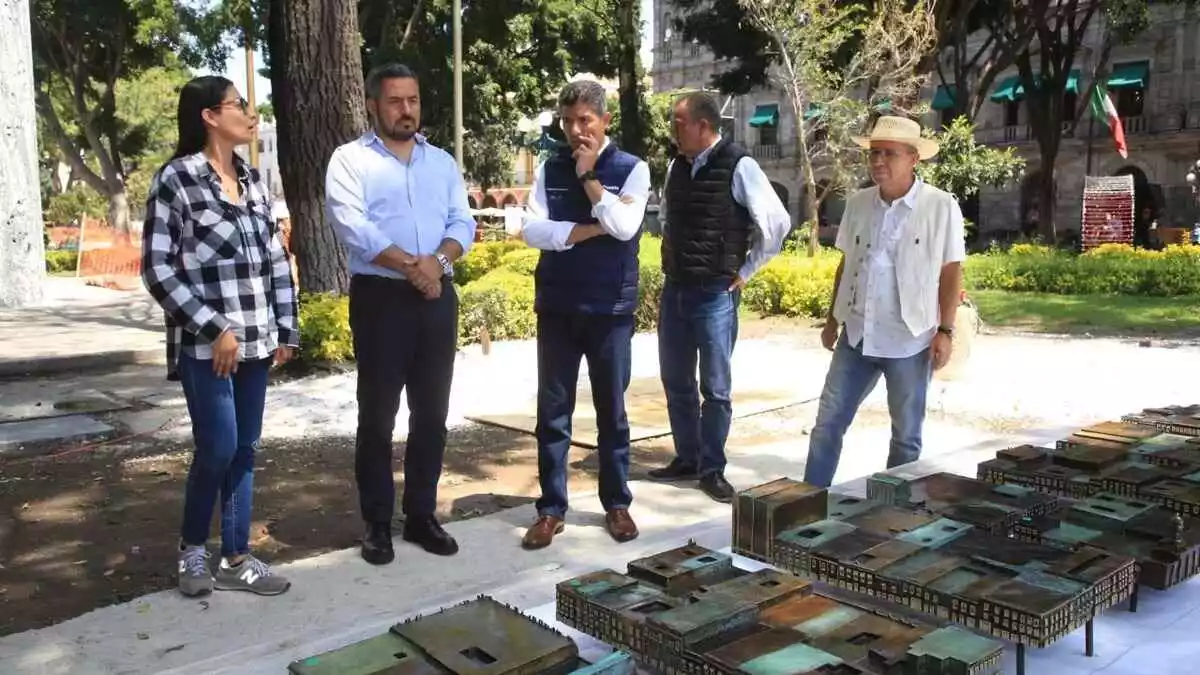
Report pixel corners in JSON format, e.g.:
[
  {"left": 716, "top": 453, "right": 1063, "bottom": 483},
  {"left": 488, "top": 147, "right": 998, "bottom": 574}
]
[
  {"left": 30, "top": 0, "right": 225, "bottom": 230},
  {"left": 356, "top": 0, "right": 629, "bottom": 189}
]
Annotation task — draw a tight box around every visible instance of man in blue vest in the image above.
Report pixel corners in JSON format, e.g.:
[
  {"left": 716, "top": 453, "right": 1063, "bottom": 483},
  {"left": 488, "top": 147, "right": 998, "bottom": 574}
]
[{"left": 519, "top": 80, "right": 650, "bottom": 549}]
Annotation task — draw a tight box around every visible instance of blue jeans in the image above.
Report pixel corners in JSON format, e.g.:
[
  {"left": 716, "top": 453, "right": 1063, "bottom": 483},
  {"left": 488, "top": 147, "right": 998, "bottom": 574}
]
[
  {"left": 657, "top": 279, "right": 740, "bottom": 477},
  {"left": 803, "top": 332, "right": 933, "bottom": 487},
  {"left": 535, "top": 312, "right": 635, "bottom": 519},
  {"left": 177, "top": 353, "right": 271, "bottom": 557}
]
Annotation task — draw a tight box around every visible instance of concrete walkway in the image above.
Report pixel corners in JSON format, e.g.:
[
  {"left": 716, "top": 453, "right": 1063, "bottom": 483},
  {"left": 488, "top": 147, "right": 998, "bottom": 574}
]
[
  {"left": 0, "top": 279, "right": 163, "bottom": 377},
  {"left": 0, "top": 427, "right": 1078, "bottom": 675}
]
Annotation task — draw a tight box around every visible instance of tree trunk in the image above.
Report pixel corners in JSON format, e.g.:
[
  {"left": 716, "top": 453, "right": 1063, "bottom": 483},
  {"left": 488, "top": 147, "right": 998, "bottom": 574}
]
[
  {"left": 1030, "top": 121, "right": 1061, "bottom": 242},
  {"left": 804, "top": 180, "right": 819, "bottom": 257},
  {"left": 107, "top": 188, "right": 130, "bottom": 236},
  {"left": 0, "top": 0, "right": 46, "bottom": 308},
  {"left": 268, "top": 0, "right": 364, "bottom": 295},
  {"left": 615, "top": 0, "right": 645, "bottom": 158},
  {"left": 1036, "top": 159, "right": 1058, "bottom": 243}
]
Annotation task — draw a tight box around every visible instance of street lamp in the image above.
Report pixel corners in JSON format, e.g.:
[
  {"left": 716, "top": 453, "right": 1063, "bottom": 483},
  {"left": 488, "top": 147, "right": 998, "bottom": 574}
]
[{"left": 1189, "top": 159, "right": 1200, "bottom": 244}]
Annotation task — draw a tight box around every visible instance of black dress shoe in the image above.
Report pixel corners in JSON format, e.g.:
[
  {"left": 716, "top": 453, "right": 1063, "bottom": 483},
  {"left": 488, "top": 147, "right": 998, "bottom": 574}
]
[
  {"left": 402, "top": 516, "right": 459, "bottom": 556},
  {"left": 361, "top": 522, "right": 395, "bottom": 565},
  {"left": 647, "top": 458, "right": 700, "bottom": 482},
  {"left": 699, "top": 473, "right": 736, "bottom": 504}
]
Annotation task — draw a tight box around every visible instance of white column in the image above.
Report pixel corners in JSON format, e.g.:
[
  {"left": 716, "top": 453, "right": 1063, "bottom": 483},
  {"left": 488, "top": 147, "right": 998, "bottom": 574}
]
[{"left": 0, "top": 0, "right": 46, "bottom": 308}]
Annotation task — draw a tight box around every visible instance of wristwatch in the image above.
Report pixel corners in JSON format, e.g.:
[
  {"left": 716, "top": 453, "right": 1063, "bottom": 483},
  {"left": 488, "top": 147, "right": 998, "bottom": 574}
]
[
  {"left": 577, "top": 170, "right": 599, "bottom": 183},
  {"left": 937, "top": 325, "right": 955, "bottom": 338},
  {"left": 435, "top": 253, "right": 454, "bottom": 278}
]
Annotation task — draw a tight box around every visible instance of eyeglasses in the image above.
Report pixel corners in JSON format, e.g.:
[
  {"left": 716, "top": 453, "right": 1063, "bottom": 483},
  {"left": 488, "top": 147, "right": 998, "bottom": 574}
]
[
  {"left": 867, "top": 148, "right": 914, "bottom": 161},
  {"left": 210, "top": 97, "right": 250, "bottom": 114}
]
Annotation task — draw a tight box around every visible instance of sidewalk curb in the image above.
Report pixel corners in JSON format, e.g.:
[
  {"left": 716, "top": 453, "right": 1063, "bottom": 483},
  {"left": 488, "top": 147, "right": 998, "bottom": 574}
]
[{"left": 0, "top": 349, "right": 165, "bottom": 378}]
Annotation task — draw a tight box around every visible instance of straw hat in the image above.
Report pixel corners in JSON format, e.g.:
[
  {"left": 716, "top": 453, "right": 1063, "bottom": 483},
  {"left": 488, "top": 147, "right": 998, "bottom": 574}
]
[{"left": 852, "top": 115, "right": 939, "bottom": 160}]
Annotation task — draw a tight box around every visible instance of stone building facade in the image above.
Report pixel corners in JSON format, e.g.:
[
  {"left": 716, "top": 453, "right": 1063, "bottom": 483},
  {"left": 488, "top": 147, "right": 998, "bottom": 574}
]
[{"left": 649, "top": 1, "right": 1200, "bottom": 238}]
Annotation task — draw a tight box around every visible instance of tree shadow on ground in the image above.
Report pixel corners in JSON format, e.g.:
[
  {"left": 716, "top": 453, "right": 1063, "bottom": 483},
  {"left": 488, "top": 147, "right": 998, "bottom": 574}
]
[{"left": 0, "top": 420, "right": 664, "bottom": 636}]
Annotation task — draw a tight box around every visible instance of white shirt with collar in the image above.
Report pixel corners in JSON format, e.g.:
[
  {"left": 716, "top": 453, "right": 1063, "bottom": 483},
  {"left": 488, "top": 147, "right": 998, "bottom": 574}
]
[
  {"left": 662, "top": 137, "right": 791, "bottom": 281},
  {"left": 521, "top": 138, "right": 650, "bottom": 251},
  {"left": 839, "top": 178, "right": 966, "bottom": 359}
]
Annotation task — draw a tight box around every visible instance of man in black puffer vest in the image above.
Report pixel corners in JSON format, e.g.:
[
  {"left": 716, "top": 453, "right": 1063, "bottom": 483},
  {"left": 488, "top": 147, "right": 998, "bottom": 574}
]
[
  {"left": 518, "top": 80, "right": 651, "bottom": 550},
  {"left": 647, "top": 92, "right": 791, "bottom": 503}
]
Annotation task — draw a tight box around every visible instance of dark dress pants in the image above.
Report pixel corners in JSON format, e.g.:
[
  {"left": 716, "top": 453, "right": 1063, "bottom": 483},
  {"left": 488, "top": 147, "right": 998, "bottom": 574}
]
[{"left": 349, "top": 274, "right": 457, "bottom": 524}]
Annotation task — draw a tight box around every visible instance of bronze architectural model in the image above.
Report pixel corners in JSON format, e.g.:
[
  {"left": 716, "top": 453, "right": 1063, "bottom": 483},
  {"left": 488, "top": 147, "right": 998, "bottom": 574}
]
[
  {"left": 733, "top": 475, "right": 1138, "bottom": 675},
  {"left": 978, "top": 423, "right": 1200, "bottom": 517},
  {"left": 1011, "top": 491, "right": 1200, "bottom": 589},
  {"left": 288, "top": 595, "right": 636, "bottom": 675},
  {"left": 1122, "top": 404, "right": 1200, "bottom": 436},
  {"left": 556, "top": 542, "right": 1004, "bottom": 675}
]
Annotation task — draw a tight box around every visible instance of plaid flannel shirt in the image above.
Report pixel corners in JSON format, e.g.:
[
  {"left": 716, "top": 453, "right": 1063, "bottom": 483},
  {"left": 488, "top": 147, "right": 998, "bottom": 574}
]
[{"left": 140, "top": 152, "right": 299, "bottom": 380}]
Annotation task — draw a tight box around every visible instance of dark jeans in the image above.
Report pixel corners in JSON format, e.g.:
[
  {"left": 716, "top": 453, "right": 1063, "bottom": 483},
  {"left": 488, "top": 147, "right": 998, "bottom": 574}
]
[
  {"left": 802, "top": 332, "right": 933, "bottom": 488},
  {"left": 535, "top": 312, "right": 635, "bottom": 519},
  {"left": 177, "top": 353, "right": 271, "bottom": 558},
  {"left": 657, "top": 279, "right": 740, "bottom": 477},
  {"left": 350, "top": 275, "right": 457, "bottom": 524}
]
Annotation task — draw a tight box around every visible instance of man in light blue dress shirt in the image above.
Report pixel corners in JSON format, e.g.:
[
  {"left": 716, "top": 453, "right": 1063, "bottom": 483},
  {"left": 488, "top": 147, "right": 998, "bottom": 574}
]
[{"left": 325, "top": 63, "right": 476, "bottom": 566}]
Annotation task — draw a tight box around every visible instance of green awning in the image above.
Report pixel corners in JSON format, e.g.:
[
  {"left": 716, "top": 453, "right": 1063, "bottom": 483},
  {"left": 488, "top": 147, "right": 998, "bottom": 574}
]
[
  {"left": 931, "top": 85, "right": 956, "bottom": 110},
  {"left": 803, "top": 103, "right": 823, "bottom": 121},
  {"left": 748, "top": 103, "right": 779, "bottom": 127},
  {"left": 990, "top": 76, "right": 1024, "bottom": 103},
  {"left": 991, "top": 70, "right": 1080, "bottom": 103},
  {"left": 1065, "top": 69, "right": 1080, "bottom": 94},
  {"left": 873, "top": 98, "right": 892, "bottom": 112},
  {"left": 1108, "top": 61, "right": 1149, "bottom": 89}
]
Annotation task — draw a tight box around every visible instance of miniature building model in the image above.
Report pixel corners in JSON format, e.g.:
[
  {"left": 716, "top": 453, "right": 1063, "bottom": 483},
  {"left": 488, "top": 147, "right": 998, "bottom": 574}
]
[
  {"left": 1012, "top": 492, "right": 1200, "bottom": 589},
  {"left": 733, "top": 473, "right": 1059, "bottom": 559},
  {"left": 978, "top": 424, "right": 1200, "bottom": 517},
  {"left": 289, "top": 596, "right": 635, "bottom": 675},
  {"left": 1122, "top": 404, "right": 1200, "bottom": 437},
  {"left": 733, "top": 478, "right": 828, "bottom": 563},
  {"left": 556, "top": 542, "right": 1004, "bottom": 675},
  {"left": 869, "top": 472, "right": 1060, "bottom": 536},
  {"left": 733, "top": 475, "right": 1138, "bottom": 674}
]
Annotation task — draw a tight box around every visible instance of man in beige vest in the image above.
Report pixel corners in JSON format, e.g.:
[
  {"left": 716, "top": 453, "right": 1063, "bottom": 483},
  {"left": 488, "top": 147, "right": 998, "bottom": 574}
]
[{"left": 802, "top": 116, "right": 965, "bottom": 487}]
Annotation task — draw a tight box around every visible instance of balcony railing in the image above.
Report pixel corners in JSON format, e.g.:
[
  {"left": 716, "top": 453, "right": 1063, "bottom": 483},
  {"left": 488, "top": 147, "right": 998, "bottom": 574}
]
[
  {"left": 974, "top": 109, "right": 1200, "bottom": 146},
  {"left": 1121, "top": 115, "right": 1147, "bottom": 135},
  {"left": 752, "top": 143, "right": 782, "bottom": 160}
]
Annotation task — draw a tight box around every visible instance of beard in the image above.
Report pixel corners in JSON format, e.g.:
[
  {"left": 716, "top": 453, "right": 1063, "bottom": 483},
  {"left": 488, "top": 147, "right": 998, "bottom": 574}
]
[{"left": 381, "top": 116, "right": 418, "bottom": 141}]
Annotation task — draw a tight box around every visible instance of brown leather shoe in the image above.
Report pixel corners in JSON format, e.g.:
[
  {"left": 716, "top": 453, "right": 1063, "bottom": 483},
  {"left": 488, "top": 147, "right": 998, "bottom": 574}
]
[
  {"left": 605, "top": 509, "right": 639, "bottom": 543},
  {"left": 522, "top": 515, "right": 564, "bottom": 550}
]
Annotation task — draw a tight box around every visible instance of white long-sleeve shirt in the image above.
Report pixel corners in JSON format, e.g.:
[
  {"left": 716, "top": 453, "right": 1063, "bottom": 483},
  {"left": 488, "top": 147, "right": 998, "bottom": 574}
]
[
  {"left": 521, "top": 138, "right": 651, "bottom": 251},
  {"left": 662, "top": 139, "right": 792, "bottom": 281}
]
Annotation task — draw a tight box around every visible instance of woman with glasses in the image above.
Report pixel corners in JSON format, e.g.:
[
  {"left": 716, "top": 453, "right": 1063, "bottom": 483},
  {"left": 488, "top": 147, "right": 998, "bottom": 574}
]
[{"left": 141, "top": 75, "right": 298, "bottom": 598}]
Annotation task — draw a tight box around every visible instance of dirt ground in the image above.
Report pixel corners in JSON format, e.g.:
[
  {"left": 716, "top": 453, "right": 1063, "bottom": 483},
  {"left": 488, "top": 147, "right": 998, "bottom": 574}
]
[{"left": 0, "top": 419, "right": 689, "bottom": 636}]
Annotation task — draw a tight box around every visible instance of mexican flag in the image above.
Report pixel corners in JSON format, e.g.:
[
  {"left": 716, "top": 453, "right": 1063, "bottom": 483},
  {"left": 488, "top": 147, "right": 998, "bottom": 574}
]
[{"left": 1090, "top": 84, "right": 1128, "bottom": 158}]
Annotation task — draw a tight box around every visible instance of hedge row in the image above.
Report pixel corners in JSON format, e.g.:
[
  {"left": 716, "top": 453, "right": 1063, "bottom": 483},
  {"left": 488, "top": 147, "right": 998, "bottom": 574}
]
[
  {"left": 298, "top": 240, "right": 1200, "bottom": 363},
  {"left": 45, "top": 250, "right": 79, "bottom": 273},
  {"left": 297, "top": 238, "right": 839, "bottom": 362},
  {"left": 964, "top": 244, "right": 1200, "bottom": 296}
]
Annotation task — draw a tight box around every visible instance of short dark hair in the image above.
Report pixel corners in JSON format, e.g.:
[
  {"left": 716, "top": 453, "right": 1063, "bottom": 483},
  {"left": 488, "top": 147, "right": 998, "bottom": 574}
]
[
  {"left": 678, "top": 92, "right": 721, "bottom": 129},
  {"left": 366, "top": 63, "right": 418, "bottom": 100},
  {"left": 557, "top": 80, "right": 608, "bottom": 117}
]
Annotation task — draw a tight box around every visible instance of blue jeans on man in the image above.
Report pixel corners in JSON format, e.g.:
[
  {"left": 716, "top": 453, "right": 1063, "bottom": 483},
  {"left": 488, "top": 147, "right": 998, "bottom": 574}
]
[
  {"left": 652, "top": 279, "right": 740, "bottom": 501},
  {"left": 177, "top": 353, "right": 271, "bottom": 558},
  {"left": 534, "top": 312, "right": 635, "bottom": 519},
  {"left": 802, "top": 331, "right": 933, "bottom": 488}
]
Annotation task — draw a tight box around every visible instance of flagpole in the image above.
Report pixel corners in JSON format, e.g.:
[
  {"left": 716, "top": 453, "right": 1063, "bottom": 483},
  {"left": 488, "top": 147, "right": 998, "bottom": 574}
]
[{"left": 1085, "top": 113, "right": 1094, "bottom": 176}]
